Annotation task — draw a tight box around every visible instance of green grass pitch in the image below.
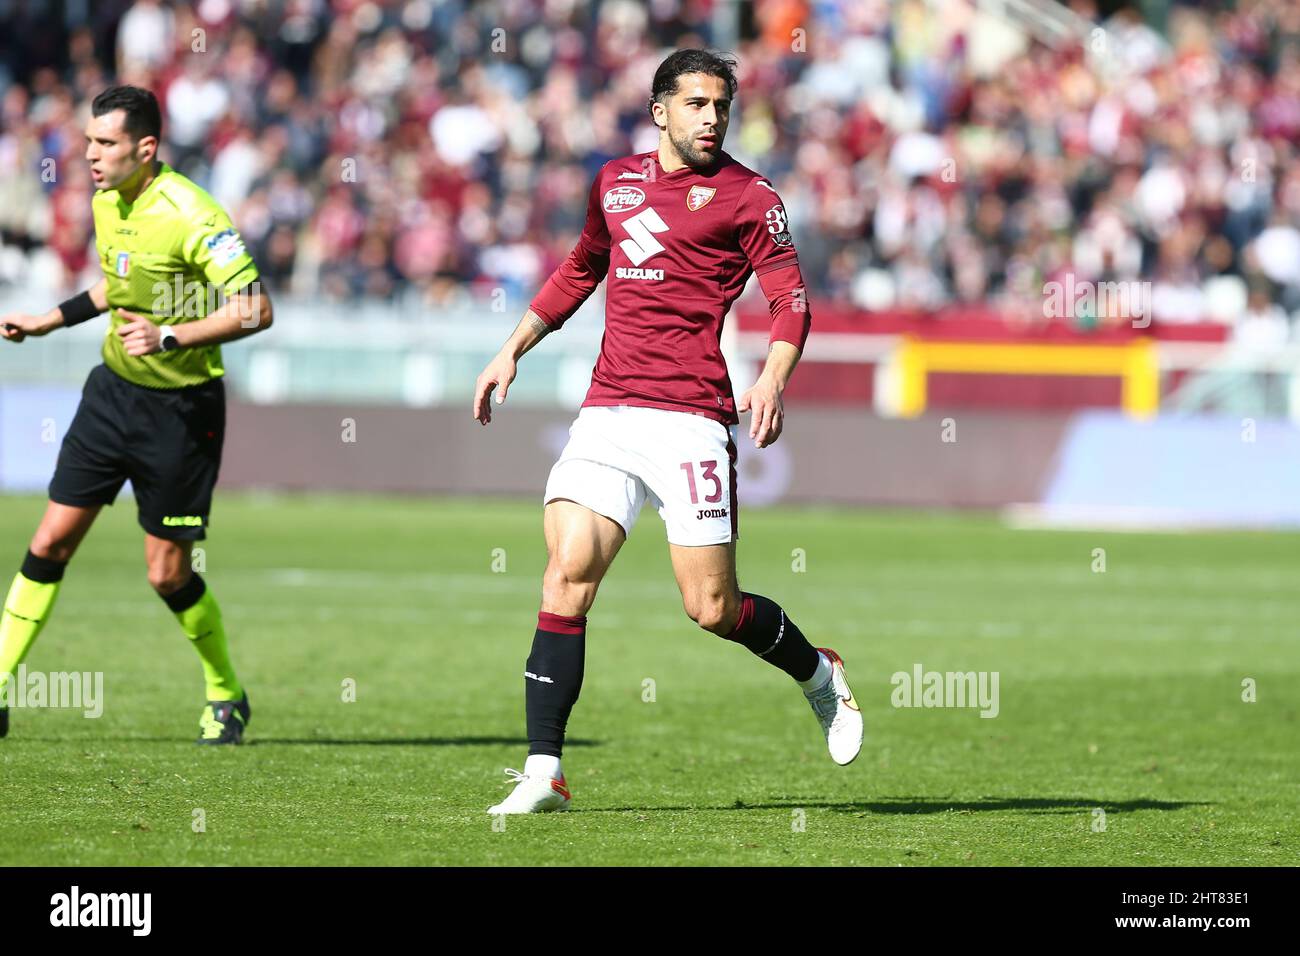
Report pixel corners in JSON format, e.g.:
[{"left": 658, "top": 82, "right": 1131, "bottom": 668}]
[{"left": 0, "top": 492, "right": 1295, "bottom": 865}]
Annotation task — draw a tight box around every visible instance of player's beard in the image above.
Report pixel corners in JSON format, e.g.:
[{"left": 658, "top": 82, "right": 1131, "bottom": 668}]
[
  {"left": 99, "top": 153, "right": 150, "bottom": 192},
  {"left": 667, "top": 122, "right": 721, "bottom": 169}
]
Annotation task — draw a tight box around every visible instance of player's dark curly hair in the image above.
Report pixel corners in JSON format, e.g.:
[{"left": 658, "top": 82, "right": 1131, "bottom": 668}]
[
  {"left": 646, "top": 49, "right": 738, "bottom": 120},
  {"left": 91, "top": 85, "right": 162, "bottom": 141}
]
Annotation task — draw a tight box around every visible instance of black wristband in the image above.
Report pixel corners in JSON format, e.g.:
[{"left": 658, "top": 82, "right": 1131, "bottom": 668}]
[{"left": 57, "top": 290, "right": 99, "bottom": 328}]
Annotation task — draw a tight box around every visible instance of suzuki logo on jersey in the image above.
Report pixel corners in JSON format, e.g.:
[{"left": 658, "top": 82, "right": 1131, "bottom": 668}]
[
  {"left": 686, "top": 185, "right": 716, "bottom": 211},
  {"left": 603, "top": 186, "right": 646, "bottom": 214},
  {"left": 615, "top": 266, "right": 665, "bottom": 280},
  {"left": 618, "top": 207, "right": 668, "bottom": 265},
  {"left": 115, "top": 252, "right": 130, "bottom": 276}
]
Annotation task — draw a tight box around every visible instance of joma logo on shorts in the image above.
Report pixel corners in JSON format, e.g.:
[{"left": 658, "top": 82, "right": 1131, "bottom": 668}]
[
  {"left": 696, "top": 508, "right": 728, "bottom": 520},
  {"left": 161, "top": 515, "right": 203, "bottom": 527}
]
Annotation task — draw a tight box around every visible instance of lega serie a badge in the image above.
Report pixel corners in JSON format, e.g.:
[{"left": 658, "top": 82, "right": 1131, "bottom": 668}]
[
  {"left": 115, "top": 251, "right": 130, "bottom": 276},
  {"left": 686, "top": 185, "right": 716, "bottom": 211},
  {"left": 205, "top": 228, "right": 247, "bottom": 267}
]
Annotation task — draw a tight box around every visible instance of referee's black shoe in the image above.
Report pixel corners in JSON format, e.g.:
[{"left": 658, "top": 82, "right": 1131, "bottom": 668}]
[
  {"left": 0, "top": 707, "right": 8, "bottom": 739},
  {"left": 197, "top": 692, "right": 251, "bottom": 745}
]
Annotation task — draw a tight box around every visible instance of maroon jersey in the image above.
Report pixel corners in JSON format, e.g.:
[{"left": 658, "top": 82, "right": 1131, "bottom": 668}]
[{"left": 528, "top": 150, "right": 811, "bottom": 426}]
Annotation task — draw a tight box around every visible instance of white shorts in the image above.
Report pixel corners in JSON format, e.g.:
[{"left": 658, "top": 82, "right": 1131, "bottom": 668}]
[{"left": 544, "top": 404, "right": 739, "bottom": 546}]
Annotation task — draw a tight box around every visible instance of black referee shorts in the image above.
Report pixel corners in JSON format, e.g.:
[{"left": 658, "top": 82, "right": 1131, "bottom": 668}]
[{"left": 49, "top": 364, "right": 225, "bottom": 541}]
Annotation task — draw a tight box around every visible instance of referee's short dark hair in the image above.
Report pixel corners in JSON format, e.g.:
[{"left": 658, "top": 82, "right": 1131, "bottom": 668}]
[
  {"left": 647, "top": 49, "right": 739, "bottom": 118},
  {"left": 92, "top": 85, "right": 162, "bottom": 141}
]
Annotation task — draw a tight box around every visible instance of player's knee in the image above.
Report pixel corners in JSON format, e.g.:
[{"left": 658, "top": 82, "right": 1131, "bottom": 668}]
[
  {"left": 29, "top": 530, "right": 76, "bottom": 564},
  {"left": 542, "top": 558, "right": 599, "bottom": 616},
  {"left": 147, "top": 562, "right": 190, "bottom": 595},
  {"left": 688, "top": 592, "right": 741, "bottom": 635}
]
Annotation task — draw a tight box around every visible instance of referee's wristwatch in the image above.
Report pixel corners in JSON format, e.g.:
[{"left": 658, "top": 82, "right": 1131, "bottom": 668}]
[{"left": 158, "top": 326, "right": 181, "bottom": 352}]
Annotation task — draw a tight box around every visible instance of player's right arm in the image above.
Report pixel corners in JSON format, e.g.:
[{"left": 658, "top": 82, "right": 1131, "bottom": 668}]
[
  {"left": 730, "top": 177, "right": 813, "bottom": 449},
  {"left": 1, "top": 278, "right": 109, "bottom": 343},
  {"left": 473, "top": 166, "right": 611, "bottom": 426},
  {"left": 473, "top": 309, "right": 551, "bottom": 425}
]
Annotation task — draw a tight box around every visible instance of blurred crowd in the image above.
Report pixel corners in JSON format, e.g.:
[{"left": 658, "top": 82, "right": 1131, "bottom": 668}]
[{"left": 1, "top": 0, "right": 1299, "bottom": 337}]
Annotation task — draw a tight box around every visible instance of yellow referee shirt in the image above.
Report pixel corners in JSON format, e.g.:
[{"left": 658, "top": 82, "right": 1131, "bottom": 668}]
[{"left": 91, "top": 162, "right": 259, "bottom": 389}]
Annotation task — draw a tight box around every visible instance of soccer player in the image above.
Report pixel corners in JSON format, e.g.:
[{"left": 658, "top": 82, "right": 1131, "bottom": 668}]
[
  {"left": 472, "top": 50, "right": 862, "bottom": 813},
  {"left": 0, "top": 86, "right": 272, "bottom": 743}
]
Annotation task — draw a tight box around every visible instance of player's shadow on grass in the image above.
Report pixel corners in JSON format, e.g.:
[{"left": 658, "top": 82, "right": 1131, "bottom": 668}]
[
  {"left": 245, "top": 736, "right": 602, "bottom": 748},
  {"left": 773, "top": 796, "right": 1209, "bottom": 816},
  {"left": 584, "top": 797, "right": 1207, "bottom": 814},
  {"left": 19, "top": 735, "right": 602, "bottom": 746}
]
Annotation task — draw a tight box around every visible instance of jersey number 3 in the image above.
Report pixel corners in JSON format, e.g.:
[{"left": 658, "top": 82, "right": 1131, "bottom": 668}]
[{"left": 619, "top": 208, "right": 669, "bottom": 266}]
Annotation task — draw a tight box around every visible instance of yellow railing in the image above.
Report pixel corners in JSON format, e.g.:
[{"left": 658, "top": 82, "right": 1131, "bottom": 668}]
[{"left": 896, "top": 337, "right": 1160, "bottom": 419}]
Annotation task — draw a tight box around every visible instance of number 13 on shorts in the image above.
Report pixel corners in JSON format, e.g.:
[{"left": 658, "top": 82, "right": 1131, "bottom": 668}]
[{"left": 680, "top": 460, "right": 723, "bottom": 504}]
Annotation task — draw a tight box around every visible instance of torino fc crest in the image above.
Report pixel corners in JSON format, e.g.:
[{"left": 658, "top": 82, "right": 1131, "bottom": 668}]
[{"left": 686, "top": 185, "right": 716, "bottom": 211}]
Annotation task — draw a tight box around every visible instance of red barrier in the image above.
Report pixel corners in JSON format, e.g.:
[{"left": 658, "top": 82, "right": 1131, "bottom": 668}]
[
  {"left": 737, "top": 303, "right": 1226, "bottom": 409},
  {"left": 735, "top": 302, "right": 1231, "bottom": 343}
]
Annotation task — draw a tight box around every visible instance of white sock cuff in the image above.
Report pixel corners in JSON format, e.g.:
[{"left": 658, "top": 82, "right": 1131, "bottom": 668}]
[
  {"left": 524, "top": 753, "right": 563, "bottom": 780},
  {"left": 798, "top": 651, "right": 833, "bottom": 693}
]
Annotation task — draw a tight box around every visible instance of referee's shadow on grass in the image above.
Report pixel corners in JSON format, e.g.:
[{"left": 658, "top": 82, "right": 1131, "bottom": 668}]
[
  {"left": 580, "top": 797, "right": 1207, "bottom": 814},
  {"left": 244, "top": 736, "right": 602, "bottom": 748},
  {"left": 27, "top": 735, "right": 602, "bottom": 746}
]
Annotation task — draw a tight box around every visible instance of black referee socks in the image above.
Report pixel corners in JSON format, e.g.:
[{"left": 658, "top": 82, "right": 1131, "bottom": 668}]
[
  {"left": 159, "top": 572, "right": 207, "bottom": 613},
  {"left": 20, "top": 550, "right": 67, "bottom": 584},
  {"left": 722, "top": 592, "right": 820, "bottom": 683},
  {"left": 525, "top": 611, "right": 587, "bottom": 758}
]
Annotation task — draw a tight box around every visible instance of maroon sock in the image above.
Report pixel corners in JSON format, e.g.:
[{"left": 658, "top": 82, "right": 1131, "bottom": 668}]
[{"left": 721, "top": 592, "right": 819, "bottom": 682}]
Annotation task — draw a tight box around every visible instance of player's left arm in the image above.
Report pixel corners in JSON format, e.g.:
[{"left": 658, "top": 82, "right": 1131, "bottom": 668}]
[
  {"left": 733, "top": 178, "right": 812, "bottom": 449},
  {"left": 117, "top": 289, "right": 273, "bottom": 355},
  {"left": 116, "top": 213, "right": 273, "bottom": 356},
  {"left": 741, "top": 339, "right": 801, "bottom": 447}
]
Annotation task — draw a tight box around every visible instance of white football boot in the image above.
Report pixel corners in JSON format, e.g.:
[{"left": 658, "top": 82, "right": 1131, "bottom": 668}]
[
  {"left": 804, "top": 648, "right": 863, "bottom": 765},
  {"left": 487, "top": 768, "right": 572, "bottom": 814}
]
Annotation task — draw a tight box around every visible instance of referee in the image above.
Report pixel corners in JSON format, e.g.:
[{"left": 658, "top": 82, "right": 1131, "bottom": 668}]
[{"left": 0, "top": 86, "right": 272, "bottom": 743}]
